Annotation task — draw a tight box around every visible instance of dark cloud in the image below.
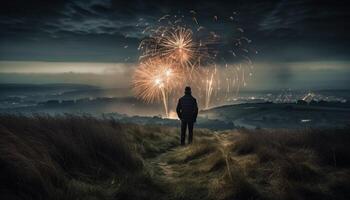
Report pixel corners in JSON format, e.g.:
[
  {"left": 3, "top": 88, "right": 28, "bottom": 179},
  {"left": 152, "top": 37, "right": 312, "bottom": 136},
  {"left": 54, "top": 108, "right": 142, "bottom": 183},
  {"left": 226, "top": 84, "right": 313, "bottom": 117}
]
[{"left": 0, "top": 0, "right": 349, "bottom": 62}]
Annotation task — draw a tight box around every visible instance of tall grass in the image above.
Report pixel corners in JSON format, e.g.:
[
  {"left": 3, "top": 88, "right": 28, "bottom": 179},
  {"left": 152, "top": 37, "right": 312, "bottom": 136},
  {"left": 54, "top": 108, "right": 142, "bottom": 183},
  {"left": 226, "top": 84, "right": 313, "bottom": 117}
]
[
  {"left": 1, "top": 114, "right": 349, "bottom": 200},
  {"left": 159, "top": 128, "right": 350, "bottom": 200},
  {"left": 229, "top": 128, "right": 350, "bottom": 199},
  {"left": 0, "top": 114, "right": 163, "bottom": 200}
]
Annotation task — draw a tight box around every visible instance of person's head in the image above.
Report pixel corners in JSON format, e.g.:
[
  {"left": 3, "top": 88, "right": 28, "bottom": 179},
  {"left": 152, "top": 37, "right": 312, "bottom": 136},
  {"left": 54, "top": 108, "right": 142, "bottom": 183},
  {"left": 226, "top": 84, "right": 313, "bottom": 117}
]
[{"left": 185, "top": 86, "right": 191, "bottom": 95}]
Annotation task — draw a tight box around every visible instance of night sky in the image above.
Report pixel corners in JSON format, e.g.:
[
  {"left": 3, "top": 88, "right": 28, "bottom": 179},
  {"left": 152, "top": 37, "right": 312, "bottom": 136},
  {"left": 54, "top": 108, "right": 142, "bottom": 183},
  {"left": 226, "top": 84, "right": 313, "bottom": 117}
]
[{"left": 0, "top": 0, "right": 349, "bottom": 89}]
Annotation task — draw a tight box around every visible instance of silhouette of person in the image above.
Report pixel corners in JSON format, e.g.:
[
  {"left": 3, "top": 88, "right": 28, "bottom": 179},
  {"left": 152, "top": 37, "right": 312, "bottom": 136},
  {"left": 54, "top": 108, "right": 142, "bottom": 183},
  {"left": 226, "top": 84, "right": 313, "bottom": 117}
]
[{"left": 176, "top": 86, "right": 198, "bottom": 145}]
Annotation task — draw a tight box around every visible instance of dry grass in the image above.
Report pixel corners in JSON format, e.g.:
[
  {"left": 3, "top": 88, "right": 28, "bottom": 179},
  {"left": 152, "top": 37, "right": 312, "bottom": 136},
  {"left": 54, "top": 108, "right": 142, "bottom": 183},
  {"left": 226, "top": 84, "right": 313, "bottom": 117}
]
[
  {"left": 158, "top": 128, "right": 350, "bottom": 200},
  {"left": 228, "top": 128, "right": 350, "bottom": 200},
  {"left": 0, "top": 114, "right": 168, "bottom": 200},
  {"left": 0, "top": 114, "right": 349, "bottom": 200}
]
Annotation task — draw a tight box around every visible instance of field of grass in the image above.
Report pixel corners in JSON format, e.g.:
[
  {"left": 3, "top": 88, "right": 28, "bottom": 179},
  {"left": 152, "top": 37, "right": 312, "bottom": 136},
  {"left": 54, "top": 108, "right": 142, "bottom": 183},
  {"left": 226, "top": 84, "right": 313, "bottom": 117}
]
[{"left": 0, "top": 114, "right": 349, "bottom": 200}]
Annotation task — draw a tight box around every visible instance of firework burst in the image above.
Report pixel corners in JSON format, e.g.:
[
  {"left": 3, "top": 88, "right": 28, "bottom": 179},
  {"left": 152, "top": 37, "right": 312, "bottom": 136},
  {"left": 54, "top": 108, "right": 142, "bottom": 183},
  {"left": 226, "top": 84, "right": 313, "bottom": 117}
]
[
  {"left": 139, "top": 26, "right": 206, "bottom": 75},
  {"left": 132, "top": 58, "right": 181, "bottom": 116},
  {"left": 132, "top": 11, "right": 256, "bottom": 115}
]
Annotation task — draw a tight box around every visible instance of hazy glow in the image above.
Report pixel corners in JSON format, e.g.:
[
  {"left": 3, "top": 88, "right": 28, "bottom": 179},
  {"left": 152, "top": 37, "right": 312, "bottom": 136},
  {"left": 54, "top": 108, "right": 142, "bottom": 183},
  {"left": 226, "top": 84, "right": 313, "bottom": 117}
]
[
  {"left": 132, "top": 59, "right": 182, "bottom": 117},
  {"left": 0, "top": 61, "right": 349, "bottom": 90},
  {"left": 0, "top": 61, "right": 132, "bottom": 74}
]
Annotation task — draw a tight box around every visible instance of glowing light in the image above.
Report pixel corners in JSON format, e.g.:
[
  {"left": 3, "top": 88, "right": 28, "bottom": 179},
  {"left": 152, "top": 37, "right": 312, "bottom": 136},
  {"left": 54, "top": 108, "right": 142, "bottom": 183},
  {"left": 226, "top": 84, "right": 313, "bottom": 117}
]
[
  {"left": 132, "top": 59, "right": 181, "bottom": 117},
  {"left": 133, "top": 12, "right": 255, "bottom": 114},
  {"left": 165, "top": 69, "right": 172, "bottom": 77},
  {"left": 155, "top": 78, "right": 162, "bottom": 85}
]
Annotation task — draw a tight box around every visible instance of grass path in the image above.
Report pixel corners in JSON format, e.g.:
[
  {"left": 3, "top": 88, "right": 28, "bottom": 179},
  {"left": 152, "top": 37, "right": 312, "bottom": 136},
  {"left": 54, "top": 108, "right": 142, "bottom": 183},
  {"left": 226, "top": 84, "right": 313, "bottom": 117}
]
[
  {"left": 144, "top": 129, "right": 350, "bottom": 200},
  {"left": 2, "top": 115, "right": 349, "bottom": 200},
  {"left": 148, "top": 148, "right": 179, "bottom": 182},
  {"left": 146, "top": 131, "right": 237, "bottom": 200}
]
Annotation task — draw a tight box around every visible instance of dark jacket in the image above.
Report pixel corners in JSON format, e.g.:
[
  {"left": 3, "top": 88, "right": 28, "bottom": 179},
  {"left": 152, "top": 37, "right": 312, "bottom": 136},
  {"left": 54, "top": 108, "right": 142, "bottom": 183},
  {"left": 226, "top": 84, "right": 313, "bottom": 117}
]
[{"left": 176, "top": 94, "right": 198, "bottom": 122}]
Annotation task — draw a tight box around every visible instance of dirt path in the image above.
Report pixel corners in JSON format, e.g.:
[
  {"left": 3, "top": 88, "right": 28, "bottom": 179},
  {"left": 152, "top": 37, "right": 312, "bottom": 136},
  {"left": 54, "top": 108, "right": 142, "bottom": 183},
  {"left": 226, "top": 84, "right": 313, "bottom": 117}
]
[
  {"left": 147, "top": 147, "right": 179, "bottom": 183},
  {"left": 146, "top": 132, "right": 237, "bottom": 199}
]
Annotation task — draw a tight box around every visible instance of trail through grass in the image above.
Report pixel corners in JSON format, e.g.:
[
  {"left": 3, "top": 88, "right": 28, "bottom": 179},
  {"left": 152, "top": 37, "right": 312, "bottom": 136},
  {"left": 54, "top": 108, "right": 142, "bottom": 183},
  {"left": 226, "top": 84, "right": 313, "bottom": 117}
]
[
  {"left": 1, "top": 115, "right": 349, "bottom": 200},
  {"left": 146, "top": 130, "right": 250, "bottom": 200},
  {"left": 145, "top": 128, "right": 350, "bottom": 200}
]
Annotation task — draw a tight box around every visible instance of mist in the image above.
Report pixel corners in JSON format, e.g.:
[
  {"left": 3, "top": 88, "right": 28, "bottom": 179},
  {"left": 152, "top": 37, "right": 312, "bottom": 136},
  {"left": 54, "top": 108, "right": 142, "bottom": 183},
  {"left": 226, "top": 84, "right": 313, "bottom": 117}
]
[{"left": 0, "top": 61, "right": 349, "bottom": 91}]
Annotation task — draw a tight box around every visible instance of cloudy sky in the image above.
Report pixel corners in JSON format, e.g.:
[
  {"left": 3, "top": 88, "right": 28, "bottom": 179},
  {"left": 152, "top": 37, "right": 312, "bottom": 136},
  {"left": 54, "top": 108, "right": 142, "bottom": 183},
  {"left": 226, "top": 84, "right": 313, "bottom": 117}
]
[{"left": 0, "top": 0, "right": 349, "bottom": 89}]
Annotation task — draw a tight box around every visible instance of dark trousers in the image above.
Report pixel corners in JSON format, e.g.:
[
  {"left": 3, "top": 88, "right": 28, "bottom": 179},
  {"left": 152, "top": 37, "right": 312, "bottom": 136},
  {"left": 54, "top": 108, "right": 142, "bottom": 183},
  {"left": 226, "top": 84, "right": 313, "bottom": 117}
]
[{"left": 181, "top": 120, "right": 194, "bottom": 145}]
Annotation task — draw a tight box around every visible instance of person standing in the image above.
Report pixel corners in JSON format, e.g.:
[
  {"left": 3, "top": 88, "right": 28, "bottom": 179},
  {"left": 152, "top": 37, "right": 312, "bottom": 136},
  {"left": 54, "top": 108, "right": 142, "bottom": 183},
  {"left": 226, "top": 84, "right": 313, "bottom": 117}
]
[{"left": 176, "top": 86, "right": 198, "bottom": 145}]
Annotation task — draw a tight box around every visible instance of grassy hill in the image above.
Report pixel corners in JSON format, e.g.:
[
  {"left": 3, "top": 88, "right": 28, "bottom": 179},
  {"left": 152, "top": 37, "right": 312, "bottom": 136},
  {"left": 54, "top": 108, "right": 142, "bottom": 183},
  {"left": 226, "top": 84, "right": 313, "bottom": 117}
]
[{"left": 0, "top": 115, "right": 349, "bottom": 200}]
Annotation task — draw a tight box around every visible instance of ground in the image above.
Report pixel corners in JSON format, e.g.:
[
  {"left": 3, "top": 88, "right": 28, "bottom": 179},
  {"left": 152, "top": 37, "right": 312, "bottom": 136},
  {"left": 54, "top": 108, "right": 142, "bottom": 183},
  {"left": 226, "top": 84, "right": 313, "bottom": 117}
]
[
  {"left": 148, "top": 132, "right": 236, "bottom": 199},
  {"left": 1, "top": 115, "right": 350, "bottom": 200},
  {"left": 140, "top": 127, "right": 350, "bottom": 200}
]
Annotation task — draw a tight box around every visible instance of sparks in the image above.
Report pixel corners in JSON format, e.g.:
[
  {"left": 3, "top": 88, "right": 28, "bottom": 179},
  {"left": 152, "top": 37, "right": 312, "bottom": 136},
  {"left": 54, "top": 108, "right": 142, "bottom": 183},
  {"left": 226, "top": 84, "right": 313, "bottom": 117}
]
[{"left": 133, "top": 13, "right": 255, "bottom": 113}]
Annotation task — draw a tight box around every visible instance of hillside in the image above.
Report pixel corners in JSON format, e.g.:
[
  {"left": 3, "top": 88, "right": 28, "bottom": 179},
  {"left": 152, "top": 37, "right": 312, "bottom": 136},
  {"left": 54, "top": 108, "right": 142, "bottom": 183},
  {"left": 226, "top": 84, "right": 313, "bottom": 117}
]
[
  {"left": 200, "top": 102, "right": 350, "bottom": 129},
  {"left": 0, "top": 115, "right": 350, "bottom": 200}
]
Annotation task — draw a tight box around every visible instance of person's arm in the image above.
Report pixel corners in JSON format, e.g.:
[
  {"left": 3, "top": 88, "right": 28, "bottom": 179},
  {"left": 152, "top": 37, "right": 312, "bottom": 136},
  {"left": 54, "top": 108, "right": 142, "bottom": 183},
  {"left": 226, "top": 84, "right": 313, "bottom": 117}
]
[
  {"left": 193, "top": 99, "right": 198, "bottom": 122},
  {"left": 176, "top": 99, "right": 182, "bottom": 119}
]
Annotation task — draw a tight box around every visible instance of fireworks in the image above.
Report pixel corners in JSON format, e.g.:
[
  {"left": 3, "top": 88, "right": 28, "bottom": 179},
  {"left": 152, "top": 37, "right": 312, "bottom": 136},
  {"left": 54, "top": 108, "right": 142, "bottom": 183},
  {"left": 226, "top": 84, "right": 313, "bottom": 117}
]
[
  {"left": 132, "top": 59, "right": 181, "bottom": 117},
  {"left": 140, "top": 26, "right": 204, "bottom": 74},
  {"left": 203, "top": 66, "right": 218, "bottom": 108},
  {"left": 132, "top": 11, "right": 256, "bottom": 116}
]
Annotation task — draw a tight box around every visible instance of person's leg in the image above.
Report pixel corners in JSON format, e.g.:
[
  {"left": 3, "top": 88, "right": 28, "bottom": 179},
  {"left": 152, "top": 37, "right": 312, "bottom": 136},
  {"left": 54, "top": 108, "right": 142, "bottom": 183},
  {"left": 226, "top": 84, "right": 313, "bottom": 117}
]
[
  {"left": 180, "top": 120, "right": 187, "bottom": 145},
  {"left": 188, "top": 121, "right": 194, "bottom": 144}
]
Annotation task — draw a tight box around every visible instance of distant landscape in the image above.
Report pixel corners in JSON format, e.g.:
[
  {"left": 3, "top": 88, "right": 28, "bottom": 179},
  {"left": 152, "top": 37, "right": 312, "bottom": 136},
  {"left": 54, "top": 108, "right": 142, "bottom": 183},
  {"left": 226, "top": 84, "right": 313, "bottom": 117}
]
[{"left": 1, "top": 83, "right": 349, "bottom": 129}]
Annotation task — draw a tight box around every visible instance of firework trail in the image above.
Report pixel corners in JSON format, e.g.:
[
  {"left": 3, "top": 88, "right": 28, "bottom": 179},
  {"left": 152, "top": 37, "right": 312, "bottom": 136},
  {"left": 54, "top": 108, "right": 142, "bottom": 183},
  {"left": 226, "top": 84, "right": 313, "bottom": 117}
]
[
  {"left": 132, "top": 59, "right": 181, "bottom": 117},
  {"left": 132, "top": 11, "right": 256, "bottom": 115},
  {"left": 204, "top": 66, "right": 217, "bottom": 108}
]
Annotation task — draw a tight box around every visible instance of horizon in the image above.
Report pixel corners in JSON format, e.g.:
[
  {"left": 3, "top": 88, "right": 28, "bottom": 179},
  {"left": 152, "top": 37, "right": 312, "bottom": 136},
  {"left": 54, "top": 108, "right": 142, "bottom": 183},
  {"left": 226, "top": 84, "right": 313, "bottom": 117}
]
[
  {"left": 0, "top": 0, "right": 349, "bottom": 118},
  {"left": 1, "top": 1, "right": 350, "bottom": 93},
  {"left": 0, "top": 60, "right": 349, "bottom": 91}
]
